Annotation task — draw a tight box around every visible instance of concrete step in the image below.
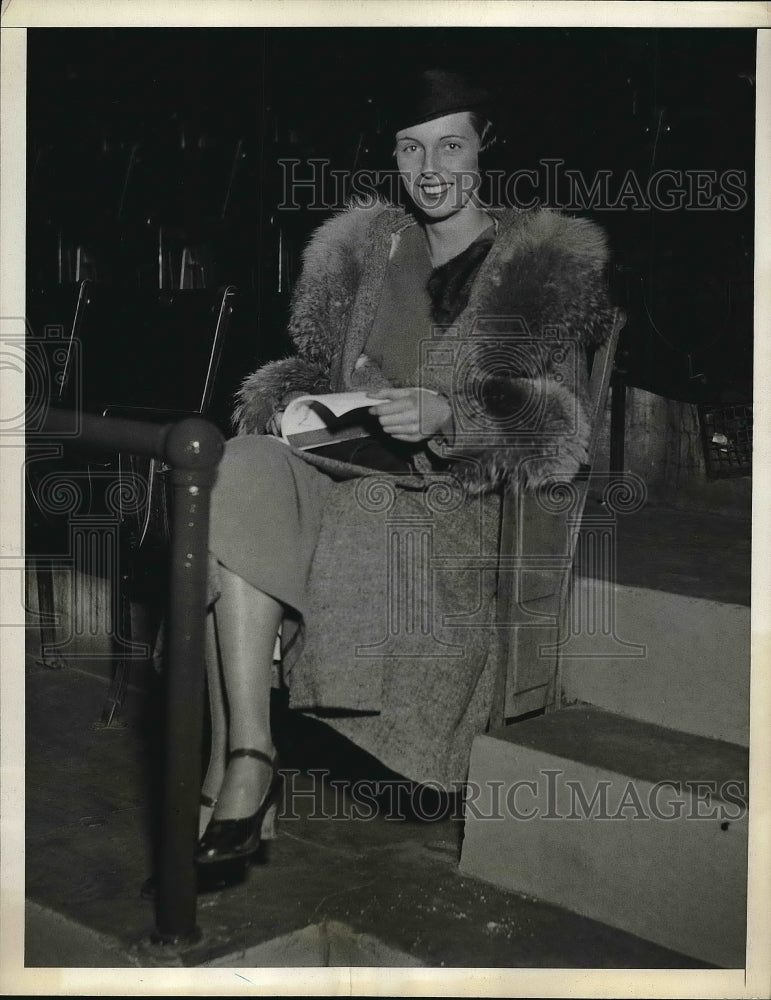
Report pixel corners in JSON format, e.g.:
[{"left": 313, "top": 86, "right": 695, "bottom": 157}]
[
  {"left": 459, "top": 705, "right": 749, "bottom": 968},
  {"left": 558, "top": 576, "right": 750, "bottom": 746},
  {"left": 555, "top": 502, "right": 751, "bottom": 745}
]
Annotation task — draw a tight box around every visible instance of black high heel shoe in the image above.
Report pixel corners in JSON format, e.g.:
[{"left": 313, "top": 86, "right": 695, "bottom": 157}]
[{"left": 196, "top": 748, "right": 280, "bottom": 865}]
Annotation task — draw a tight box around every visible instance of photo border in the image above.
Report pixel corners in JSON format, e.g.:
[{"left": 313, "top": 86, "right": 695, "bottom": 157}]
[{"left": 1, "top": 2, "right": 769, "bottom": 996}]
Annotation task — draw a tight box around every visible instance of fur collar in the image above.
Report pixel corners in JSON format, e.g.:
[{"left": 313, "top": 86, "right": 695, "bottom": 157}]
[
  {"left": 300, "top": 197, "right": 609, "bottom": 278},
  {"left": 234, "top": 198, "right": 615, "bottom": 490}
]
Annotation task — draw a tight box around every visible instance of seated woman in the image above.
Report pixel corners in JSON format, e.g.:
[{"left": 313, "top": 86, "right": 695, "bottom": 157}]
[{"left": 197, "top": 69, "right": 615, "bottom": 869}]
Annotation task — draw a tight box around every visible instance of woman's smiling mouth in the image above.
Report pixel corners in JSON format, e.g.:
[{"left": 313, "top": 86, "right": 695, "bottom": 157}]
[{"left": 419, "top": 181, "right": 451, "bottom": 197}]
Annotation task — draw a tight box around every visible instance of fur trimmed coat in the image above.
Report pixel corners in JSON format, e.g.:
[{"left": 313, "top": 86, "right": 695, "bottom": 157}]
[{"left": 233, "top": 201, "right": 614, "bottom": 787}]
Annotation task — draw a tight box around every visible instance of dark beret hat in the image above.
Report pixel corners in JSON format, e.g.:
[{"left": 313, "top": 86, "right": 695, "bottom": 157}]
[{"left": 385, "top": 69, "right": 494, "bottom": 131}]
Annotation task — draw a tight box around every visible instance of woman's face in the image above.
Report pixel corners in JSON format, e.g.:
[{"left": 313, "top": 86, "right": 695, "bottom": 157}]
[{"left": 394, "top": 111, "right": 481, "bottom": 220}]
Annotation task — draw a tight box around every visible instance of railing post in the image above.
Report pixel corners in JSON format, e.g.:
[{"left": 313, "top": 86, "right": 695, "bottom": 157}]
[
  {"left": 153, "top": 418, "right": 224, "bottom": 943},
  {"left": 39, "top": 408, "right": 225, "bottom": 943}
]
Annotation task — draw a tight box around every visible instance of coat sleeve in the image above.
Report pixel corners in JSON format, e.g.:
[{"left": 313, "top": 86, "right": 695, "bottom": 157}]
[
  {"left": 232, "top": 356, "right": 332, "bottom": 436},
  {"left": 232, "top": 203, "right": 390, "bottom": 436},
  {"left": 425, "top": 211, "right": 616, "bottom": 491}
]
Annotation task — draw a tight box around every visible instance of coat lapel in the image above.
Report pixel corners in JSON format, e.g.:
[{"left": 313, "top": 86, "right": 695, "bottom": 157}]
[{"left": 332, "top": 209, "right": 416, "bottom": 391}]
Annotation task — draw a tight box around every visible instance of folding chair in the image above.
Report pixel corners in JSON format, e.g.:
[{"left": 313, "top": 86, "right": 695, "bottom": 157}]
[
  {"left": 490, "top": 309, "right": 625, "bottom": 729},
  {"left": 29, "top": 284, "right": 237, "bottom": 722},
  {"left": 26, "top": 280, "right": 93, "bottom": 669}
]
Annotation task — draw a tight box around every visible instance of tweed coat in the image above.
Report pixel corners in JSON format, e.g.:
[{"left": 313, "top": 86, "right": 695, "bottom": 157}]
[{"left": 232, "top": 200, "right": 614, "bottom": 786}]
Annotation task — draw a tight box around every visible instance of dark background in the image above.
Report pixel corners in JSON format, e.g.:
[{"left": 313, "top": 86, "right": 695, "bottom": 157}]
[{"left": 26, "top": 27, "right": 756, "bottom": 422}]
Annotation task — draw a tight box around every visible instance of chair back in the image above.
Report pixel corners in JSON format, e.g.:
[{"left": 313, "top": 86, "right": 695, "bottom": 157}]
[
  {"left": 490, "top": 309, "right": 626, "bottom": 729},
  {"left": 586, "top": 311, "right": 625, "bottom": 475}
]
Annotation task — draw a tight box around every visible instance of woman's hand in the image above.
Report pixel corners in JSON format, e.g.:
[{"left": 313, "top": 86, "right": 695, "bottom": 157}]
[
  {"left": 265, "top": 391, "right": 305, "bottom": 436},
  {"left": 369, "top": 388, "right": 453, "bottom": 443}
]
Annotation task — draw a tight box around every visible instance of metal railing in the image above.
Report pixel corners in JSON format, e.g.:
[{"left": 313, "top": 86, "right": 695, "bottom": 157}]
[{"left": 40, "top": 407, "right": 224, "bottom": 943}]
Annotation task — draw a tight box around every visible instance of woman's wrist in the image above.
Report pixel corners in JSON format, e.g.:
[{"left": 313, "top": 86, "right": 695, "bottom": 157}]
[{"left": 425, "top": 390, "right": 455, "bottom": 443}]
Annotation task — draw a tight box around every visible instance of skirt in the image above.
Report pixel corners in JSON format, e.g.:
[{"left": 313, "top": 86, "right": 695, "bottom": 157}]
[
  {"left": 208, "top": 433, "right": 505, "bottom": 787},
  {"left": 209, "top": 434, "right": 335, "bottom": 620}
]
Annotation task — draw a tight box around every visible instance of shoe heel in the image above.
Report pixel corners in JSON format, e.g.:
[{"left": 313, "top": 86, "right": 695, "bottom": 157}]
[{"left": 260, "top": 799, "right": 278, "bottom": 841}]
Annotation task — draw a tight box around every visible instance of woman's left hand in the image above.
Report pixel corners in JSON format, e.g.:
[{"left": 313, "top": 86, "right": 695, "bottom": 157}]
[{"left": 369, "top": 388, "right": 452, "bottom": 443}]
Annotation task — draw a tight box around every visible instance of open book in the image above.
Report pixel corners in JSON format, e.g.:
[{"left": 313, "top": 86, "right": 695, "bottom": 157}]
[{"left": 280, "top": 391, "right": 383, "bottom": 451}]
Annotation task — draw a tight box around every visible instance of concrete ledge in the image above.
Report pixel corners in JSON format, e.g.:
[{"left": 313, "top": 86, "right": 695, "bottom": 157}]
[{"left": 560, "top": 578, "right": 750, "bottom": 746}]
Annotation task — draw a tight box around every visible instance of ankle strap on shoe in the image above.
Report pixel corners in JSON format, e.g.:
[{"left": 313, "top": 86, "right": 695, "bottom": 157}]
[{"left": 228, "top": 747, "right": 274, "bottom": 767}]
